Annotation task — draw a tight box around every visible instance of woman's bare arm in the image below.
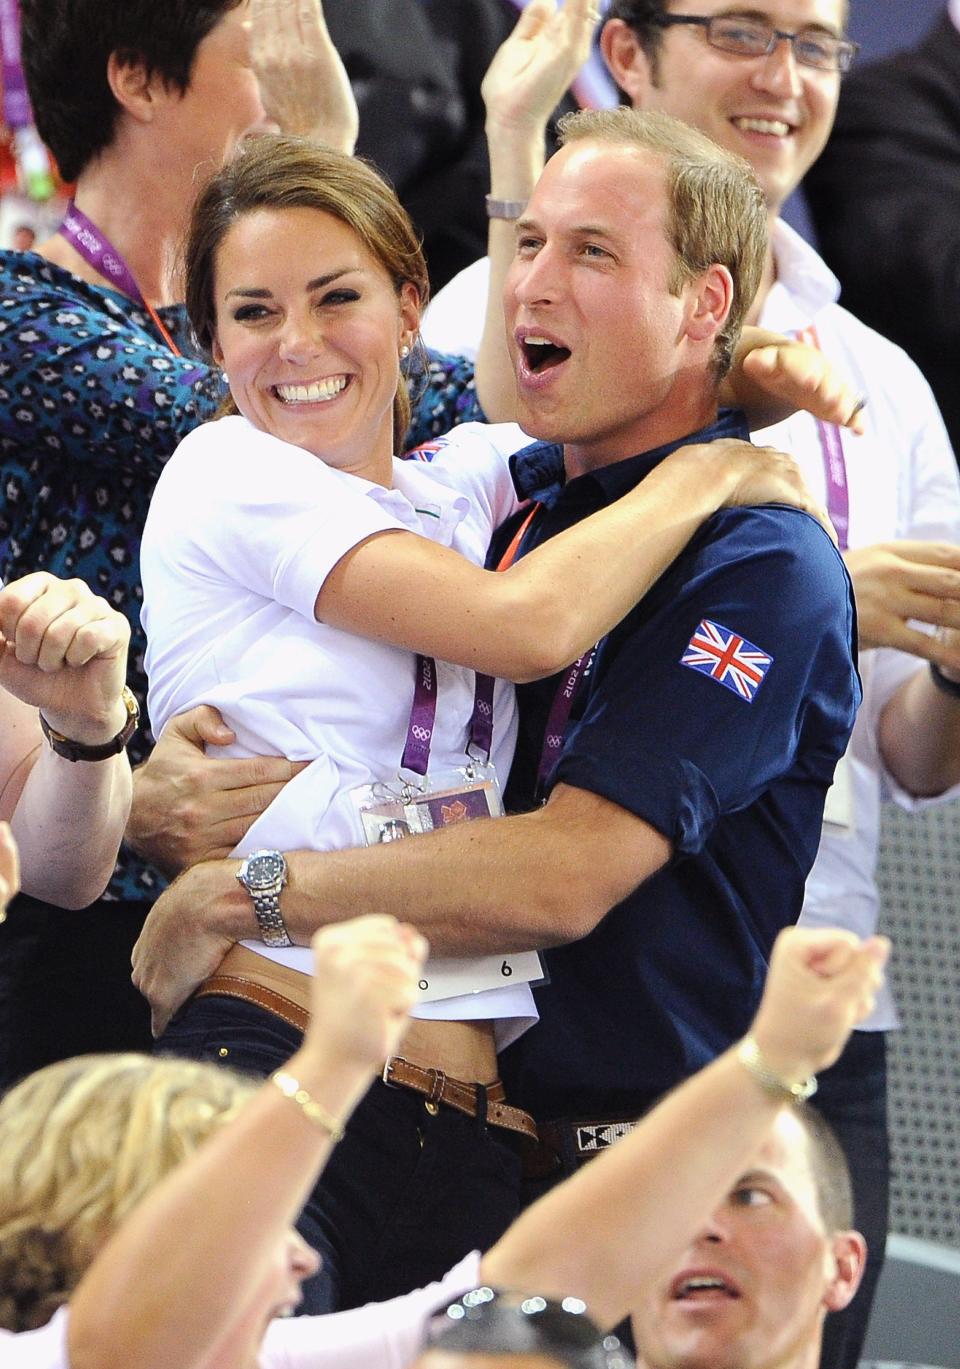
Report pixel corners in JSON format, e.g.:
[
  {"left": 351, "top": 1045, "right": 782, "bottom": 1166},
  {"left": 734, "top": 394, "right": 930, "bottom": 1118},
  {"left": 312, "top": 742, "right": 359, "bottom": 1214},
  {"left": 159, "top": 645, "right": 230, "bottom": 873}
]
[
  {"left": 315, "top": 437, "right": 828, "bottom": 683},
  {"left": 0, "top": 575, "right": 132, "bottom": 908}
]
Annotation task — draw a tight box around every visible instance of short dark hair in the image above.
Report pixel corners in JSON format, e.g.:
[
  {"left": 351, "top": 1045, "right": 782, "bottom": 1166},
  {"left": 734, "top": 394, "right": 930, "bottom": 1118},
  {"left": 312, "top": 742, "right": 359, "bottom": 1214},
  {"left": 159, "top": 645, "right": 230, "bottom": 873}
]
[
  {"left": 426, "top": 1289, "right": 633, "bottom": 1368},
  {"left": 603, "top": 1, "right": 851, "bottom": 86},
  {"left": 185, "top": 134, "right": 430, "bottom": 452},
  {"left": 604, "top": 1, "right": 672, "bottom": 72},
  {"left": 20, "top": 0, "right": 243, "bottom": 181},
  {"left": 795, "top": 1105, "right": 855, "bottom": 1233}
]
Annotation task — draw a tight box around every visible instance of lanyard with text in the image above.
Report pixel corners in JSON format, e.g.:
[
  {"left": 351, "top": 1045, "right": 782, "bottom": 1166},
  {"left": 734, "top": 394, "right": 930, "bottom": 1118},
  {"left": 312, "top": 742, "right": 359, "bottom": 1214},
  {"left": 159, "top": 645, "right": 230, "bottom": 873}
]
[
  {"left": 400, "top": 654, "right": 496, "bottom": 776},
  {"left": 797, "top": 324, "right": 849, "bottom": 551},
  {"left": 58, "top": 203, "right": 184, "bottom": 358},
  {"left": 496, "top": 501, "right": 596, "bottom": 798}
]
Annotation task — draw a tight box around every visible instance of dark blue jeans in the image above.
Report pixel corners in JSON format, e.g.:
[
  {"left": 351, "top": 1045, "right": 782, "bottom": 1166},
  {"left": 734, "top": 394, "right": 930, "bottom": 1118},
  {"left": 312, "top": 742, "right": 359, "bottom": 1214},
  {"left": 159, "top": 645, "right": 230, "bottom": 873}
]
[
  {"left": 158, "top": 994, "right": 523, "bottom": 1314},
  {"left": 815, "top": 1029, "right": 889, "bottom": 1369}
]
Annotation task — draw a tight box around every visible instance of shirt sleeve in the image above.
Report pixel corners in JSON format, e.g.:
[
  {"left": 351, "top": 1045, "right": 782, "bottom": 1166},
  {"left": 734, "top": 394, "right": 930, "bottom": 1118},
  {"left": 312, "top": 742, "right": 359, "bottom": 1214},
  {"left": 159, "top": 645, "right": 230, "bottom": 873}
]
[
  {"left": 863, "top": 361, "right": 960, "bottom": 810},
  {"left": 0, "top": 279, "right": 224, "bottom": 479},
  {"left": 258, "top": 1251, "right": 483, "bottom": 1368},
  {"left": 403, "top": 348, "right": 485, "bottom": 449},
  {"left": 144, "top": 418, "right": 410, "bottom": 622},
  {"left": 553, "top": 506, "right": 860, "bottom": 854}
]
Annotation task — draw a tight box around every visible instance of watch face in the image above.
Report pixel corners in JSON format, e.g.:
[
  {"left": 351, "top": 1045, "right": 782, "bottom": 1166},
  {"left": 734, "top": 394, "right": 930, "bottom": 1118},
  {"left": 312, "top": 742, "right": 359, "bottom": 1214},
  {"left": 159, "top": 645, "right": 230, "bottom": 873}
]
[{"left": 244, "top": 851, "right": 286, "bottom": 890}]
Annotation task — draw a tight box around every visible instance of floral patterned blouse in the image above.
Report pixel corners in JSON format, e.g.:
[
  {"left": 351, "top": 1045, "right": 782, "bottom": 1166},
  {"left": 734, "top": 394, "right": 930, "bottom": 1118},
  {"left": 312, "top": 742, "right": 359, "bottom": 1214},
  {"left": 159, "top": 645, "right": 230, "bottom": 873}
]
[{"left": 0, "top": 251, "right": 484, "bottom": 901}]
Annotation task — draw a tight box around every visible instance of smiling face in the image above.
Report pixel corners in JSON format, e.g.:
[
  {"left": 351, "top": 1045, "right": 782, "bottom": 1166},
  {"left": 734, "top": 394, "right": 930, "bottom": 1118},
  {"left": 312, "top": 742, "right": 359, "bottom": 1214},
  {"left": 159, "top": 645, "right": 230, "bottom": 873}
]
[
  {"left": 606, "top": 1, "right": 845, "bottom": 214},
  {"left": 211, "top": 206, "right": 419, "bottom": 482},
  {"left": 631, "top": 1112, "right": 863, "bottom": 1369},
  {"left": 504, "top": 138, "right": 724, "bottom": 474}
]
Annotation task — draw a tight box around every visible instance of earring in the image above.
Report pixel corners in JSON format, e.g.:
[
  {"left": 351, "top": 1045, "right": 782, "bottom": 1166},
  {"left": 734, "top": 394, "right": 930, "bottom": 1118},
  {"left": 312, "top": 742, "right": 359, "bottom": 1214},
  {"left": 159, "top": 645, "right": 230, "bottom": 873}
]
[{"left": 400, "top": 343, "right": 410, "bottom": 359}]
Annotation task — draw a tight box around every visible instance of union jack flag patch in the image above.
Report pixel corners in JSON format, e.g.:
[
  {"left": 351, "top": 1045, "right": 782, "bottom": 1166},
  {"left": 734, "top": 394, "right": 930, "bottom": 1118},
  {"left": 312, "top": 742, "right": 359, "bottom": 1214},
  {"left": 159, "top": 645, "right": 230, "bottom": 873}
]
[{"left": 680, "top": 619, "right": 773, "bottom": 703}]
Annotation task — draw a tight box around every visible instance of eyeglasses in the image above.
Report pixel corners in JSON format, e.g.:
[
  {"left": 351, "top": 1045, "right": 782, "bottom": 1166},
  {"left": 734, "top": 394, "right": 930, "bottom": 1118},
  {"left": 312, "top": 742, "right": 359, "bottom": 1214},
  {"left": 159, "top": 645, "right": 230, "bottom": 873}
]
[{"left": 651, "top": 13, "right": 859, "bottom": 73}]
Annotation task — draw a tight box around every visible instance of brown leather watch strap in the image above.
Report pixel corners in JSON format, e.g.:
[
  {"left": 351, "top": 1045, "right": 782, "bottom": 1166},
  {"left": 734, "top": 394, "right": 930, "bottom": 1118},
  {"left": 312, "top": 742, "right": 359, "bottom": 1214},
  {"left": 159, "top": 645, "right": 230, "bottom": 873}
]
[{"left": 39, "top": 685, "right": 139, "bottom": 762}]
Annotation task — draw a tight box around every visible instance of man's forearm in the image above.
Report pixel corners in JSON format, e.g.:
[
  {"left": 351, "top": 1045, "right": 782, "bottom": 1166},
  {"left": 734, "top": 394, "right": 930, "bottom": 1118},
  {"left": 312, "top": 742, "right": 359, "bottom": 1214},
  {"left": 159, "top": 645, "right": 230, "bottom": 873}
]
[
  {"left": 879, "top": 665, "right": 960, "bottom": 797},
  {"left": 205, "top": 784, "right": 668, "bottom": 955}
]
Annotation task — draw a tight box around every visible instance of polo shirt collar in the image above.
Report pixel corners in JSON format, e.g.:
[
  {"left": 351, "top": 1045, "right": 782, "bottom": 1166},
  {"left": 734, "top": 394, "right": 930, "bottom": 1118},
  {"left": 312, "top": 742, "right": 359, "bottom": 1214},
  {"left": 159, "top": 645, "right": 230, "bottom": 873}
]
[
  {"left": 767, "top": 217, "right": 840, "bottom": 320},
  {"left": 510, "top": 408, "right": 751, "bottom": 507}
]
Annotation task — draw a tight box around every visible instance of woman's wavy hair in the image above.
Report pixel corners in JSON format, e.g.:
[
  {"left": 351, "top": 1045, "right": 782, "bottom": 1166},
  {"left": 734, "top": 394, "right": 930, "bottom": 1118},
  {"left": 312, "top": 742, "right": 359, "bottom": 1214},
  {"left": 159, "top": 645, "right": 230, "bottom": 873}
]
[
  {"left": 0, "top": 1053, "right": 255, "bottom": 1332},
  {"left": 185, "top": 134, "right": 430, "bottom": 453}
]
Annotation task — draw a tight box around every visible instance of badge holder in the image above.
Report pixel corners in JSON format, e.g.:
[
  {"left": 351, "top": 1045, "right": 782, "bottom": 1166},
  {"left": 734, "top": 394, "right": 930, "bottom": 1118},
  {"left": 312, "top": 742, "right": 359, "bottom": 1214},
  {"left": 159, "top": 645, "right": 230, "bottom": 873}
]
[
  {"left": 351, "top": 761, "right": 504, "bottom": 847},
  {"left": 348, "top": 657, "right": 542, "bottom": 1003}
]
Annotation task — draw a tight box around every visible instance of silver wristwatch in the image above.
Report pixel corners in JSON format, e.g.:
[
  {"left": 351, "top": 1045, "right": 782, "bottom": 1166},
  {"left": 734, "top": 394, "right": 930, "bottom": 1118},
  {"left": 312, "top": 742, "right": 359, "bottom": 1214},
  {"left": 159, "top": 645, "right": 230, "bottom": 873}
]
[{"left": 235, "top": 849, "right": 293, "bottom": 948}]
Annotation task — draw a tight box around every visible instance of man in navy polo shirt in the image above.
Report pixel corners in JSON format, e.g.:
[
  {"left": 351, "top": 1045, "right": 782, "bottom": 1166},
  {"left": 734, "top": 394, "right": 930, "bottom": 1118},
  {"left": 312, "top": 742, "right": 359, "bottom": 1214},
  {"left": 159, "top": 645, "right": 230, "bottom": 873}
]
[{"left": 135, "top": 108, "right": 858, "bottom": 1175}]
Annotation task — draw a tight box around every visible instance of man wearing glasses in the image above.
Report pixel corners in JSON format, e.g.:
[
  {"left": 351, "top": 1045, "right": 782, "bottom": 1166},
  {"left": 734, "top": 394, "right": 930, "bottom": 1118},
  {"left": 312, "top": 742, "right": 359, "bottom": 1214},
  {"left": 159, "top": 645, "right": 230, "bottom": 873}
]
[{"left": 598, "top": 6, "right": 960, "bottom": 1368}]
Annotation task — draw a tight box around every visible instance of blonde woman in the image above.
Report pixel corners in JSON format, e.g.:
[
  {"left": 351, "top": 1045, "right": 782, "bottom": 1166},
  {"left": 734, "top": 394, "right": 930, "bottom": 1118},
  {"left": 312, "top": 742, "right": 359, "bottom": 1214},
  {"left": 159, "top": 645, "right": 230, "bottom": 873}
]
[{"left": 0, "top": 921, "right": 885, "bottom": 1368}]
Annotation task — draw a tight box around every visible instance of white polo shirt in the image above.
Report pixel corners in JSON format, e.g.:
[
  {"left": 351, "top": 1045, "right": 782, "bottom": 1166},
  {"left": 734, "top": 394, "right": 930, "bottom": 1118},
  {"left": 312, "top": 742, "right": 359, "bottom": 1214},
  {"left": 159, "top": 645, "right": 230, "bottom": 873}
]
[{"left": 142, "top": 416, "right": 536, "bottom": 1043}]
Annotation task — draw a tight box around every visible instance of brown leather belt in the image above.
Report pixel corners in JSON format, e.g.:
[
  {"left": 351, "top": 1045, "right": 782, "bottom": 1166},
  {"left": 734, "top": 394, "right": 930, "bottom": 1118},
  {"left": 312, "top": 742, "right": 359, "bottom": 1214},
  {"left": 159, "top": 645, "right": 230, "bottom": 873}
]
[
  {"left": 196, "top": 973, "right": 310, "bottom": 1033},
  {"left": 382, "top": 1056, "right": 538, "bottom": 1142},
  {"left": 194, "top": 976, "right": 538, "bottom": 1142}
]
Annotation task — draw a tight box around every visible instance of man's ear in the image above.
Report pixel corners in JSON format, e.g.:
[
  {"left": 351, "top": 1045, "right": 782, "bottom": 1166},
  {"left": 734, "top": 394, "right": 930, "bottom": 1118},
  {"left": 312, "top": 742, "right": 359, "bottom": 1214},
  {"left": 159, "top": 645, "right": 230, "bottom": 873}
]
[
  {"left": 682, "top": 264, "right": 734, "bottom": 346},
  {"left": 600, "top": 18, "right": 657, "bottom": 106},
  {"left": 823, "top": 1230, "right": 868, "bottom": 1313},
  {"left": 106, "top": 50, "right": 165, "bottom": 126}
]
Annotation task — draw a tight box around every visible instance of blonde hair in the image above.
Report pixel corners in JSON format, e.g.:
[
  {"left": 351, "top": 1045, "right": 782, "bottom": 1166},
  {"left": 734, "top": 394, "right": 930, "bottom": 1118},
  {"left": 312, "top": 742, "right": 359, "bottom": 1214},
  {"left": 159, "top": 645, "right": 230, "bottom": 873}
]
[
  {"left": 556, "top": 107, "right": 767, "bottom": 379},
  {"left": 0, "top": 1053, "right": 255, "bottom": 1331}
]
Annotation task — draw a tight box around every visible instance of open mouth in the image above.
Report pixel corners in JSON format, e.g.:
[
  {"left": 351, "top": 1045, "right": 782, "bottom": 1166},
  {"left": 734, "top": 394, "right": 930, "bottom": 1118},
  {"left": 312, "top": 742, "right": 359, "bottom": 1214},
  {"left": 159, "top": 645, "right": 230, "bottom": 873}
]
[
  {"left": 520, "top": 335, "right": 572, "bottom": 375},
  {"left": 273, "top": 375, "right": 350, "bottom": 404},
  {"left": 671, "top": 1274, "right": 740, "bottom": 1302}
]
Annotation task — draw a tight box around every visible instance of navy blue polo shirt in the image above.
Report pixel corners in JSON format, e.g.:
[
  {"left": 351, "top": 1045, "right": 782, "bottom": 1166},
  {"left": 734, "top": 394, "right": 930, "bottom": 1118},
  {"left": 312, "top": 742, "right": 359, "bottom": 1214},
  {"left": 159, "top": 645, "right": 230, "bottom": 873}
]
[{"left": 491, "top": 412, "right": 861, "bottom": 1121}]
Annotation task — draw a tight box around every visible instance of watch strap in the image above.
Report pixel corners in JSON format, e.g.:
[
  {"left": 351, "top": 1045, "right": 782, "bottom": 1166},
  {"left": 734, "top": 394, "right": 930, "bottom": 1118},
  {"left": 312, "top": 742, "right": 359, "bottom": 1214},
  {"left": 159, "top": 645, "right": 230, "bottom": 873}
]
[
  {"left": 250, "top": 888, "right": 294, "bottom": 949},
  {"left": 39, "top": 685, "right": 139, "bottom": 762}
]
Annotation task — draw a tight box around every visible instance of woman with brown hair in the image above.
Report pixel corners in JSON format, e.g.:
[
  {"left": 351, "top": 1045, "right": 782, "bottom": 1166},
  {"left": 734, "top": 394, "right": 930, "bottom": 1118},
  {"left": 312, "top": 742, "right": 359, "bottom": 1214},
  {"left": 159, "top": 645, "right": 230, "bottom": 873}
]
[{"left": 135, "top": 126, "right": 858, "bottom": 1314}]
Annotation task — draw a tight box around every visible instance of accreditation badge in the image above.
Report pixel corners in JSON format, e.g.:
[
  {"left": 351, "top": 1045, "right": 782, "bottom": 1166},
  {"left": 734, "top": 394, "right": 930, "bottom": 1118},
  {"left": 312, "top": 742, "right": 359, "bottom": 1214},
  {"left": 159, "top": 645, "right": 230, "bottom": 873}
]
[
  {"left": 350, "top": 762, "right": 505, "bottom": 845},
  {"left": 349, "top": 762, "right": 544, "bottom": 1001}
]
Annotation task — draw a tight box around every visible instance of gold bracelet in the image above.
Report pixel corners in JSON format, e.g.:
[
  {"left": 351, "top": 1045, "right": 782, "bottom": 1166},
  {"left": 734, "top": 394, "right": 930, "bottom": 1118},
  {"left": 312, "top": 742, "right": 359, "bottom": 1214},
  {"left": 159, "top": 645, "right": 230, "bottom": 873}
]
[
  {"left": 736, "top": 1035, "right": 817, "bottom": 1103},
  {"left": 270, "top": 1070, "right": 346, "bottom": 1141}
]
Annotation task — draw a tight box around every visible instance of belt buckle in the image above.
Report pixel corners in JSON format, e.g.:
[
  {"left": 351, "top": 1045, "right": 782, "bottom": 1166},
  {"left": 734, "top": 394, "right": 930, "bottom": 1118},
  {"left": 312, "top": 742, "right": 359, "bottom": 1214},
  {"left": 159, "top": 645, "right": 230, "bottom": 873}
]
[{"left": 382, "top": 1056, "right": 398, "bottom": 1088}]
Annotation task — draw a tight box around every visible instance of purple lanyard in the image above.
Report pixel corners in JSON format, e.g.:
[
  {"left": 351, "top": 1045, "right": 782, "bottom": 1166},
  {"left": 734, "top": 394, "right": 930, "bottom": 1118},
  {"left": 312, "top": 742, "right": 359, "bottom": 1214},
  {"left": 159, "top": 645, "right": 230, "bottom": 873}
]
[
  {"left": 58, "top": 203, "right": 145, "bottom": 303},
  {"left": 797, "top": 325, "right": 850, "bottom": 552},
  {"left": 58, "top": 203, "right": 185, "bottom": 357},
  {"left": 0, "top": 0, "right": 30, "bottom": 129},
  {"left": 536, "top": 645, "right": 597, "bottom": 797},
  {"left": 400, "top": 656, "right": 496, "bottom": 776}
]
